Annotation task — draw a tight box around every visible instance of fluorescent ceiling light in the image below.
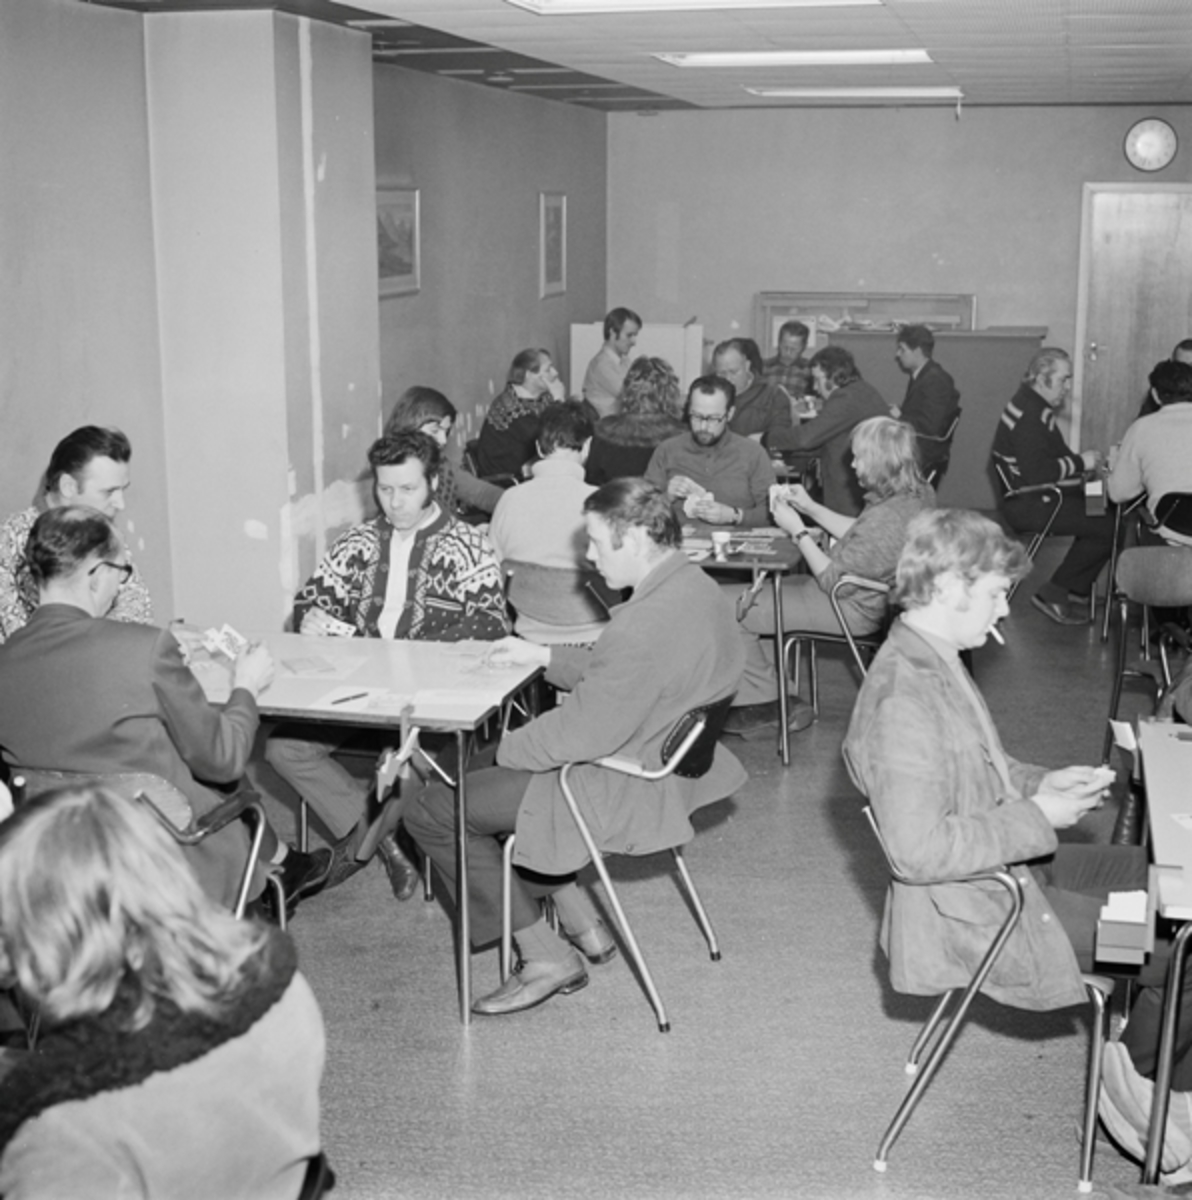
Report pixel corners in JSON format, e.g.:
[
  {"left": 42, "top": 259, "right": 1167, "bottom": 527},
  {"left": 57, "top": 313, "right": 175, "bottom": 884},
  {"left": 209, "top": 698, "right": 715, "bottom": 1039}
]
[
  {"left": 657, "top": 49, "right": 932, "bottom": 68},
  {"left": 744, "top": 85, "right": 962, "bottom": 99},
  {"left": 504, "top": 0, "right": 879, "bottom": 13}
]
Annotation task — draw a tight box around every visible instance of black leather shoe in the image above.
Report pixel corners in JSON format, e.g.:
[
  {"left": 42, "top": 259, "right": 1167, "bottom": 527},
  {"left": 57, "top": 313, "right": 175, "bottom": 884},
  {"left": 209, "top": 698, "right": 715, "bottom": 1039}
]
[
  {"left": 377, "top": 833, "right": 418, "bottom": 902},
  {"left": 276, "top": 846, "right": 332, "bottom": 902},
  {"left": 472, "top": 953, "right": 588, "bottom": 1016},
  {"left": 1030, "top": 594, "right": 1090, "bottom": 626},
  {"left": 566, "top": 921, "right": 618, "bottom": 965}
]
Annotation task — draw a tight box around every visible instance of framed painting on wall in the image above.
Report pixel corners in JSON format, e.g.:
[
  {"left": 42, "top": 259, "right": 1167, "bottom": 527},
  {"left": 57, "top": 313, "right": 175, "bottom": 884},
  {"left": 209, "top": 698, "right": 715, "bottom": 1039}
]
[
  {"left": 539, "top": 192, "right": 566, "bottom": 298},
  {"left": 378, "top": 187, "right": 420, "bottom": 297}
]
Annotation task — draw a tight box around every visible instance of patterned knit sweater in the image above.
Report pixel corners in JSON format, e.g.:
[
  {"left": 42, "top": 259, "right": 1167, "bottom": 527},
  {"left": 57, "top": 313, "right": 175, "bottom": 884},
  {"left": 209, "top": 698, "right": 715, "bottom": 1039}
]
[
  {"left": 0, "top": 506, "right": 153, "bottom": 644},
  {"left": 292, "top": 508, "right": 509, "bottom": 641}
]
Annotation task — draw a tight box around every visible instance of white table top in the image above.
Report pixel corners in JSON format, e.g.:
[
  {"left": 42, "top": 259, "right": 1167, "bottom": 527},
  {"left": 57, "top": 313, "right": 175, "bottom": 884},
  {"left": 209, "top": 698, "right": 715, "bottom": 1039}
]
[
  {"left": 192, "top": 632, "right": 539, "bottom": 732},
  {"left": 1140, "top": 720, "right": 1192, "bottom": 920}
]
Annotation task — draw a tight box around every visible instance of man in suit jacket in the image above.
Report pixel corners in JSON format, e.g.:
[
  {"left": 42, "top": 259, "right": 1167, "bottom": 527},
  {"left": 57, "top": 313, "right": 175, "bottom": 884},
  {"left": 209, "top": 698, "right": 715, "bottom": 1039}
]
[
  {"left": 0, "top": 507, "right": 329, "bottom": 910},
  {"left": 894, "top": 324, "right": 961, "bottom": 477},
  {"left": 845, "top": 508, "right": 1192, "bottom": 1167},
  {"left": 405, "top": 478, "right": 747, "bottom": 1017},
  {"left": 768, "top": 345, "right": 890, "bottom": 515}
]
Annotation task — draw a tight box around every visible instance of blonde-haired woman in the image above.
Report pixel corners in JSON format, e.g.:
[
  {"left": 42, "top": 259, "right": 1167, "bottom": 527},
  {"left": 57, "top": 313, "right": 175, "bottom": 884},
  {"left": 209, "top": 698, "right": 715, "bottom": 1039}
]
[
  {"left": 0, "top": 785, "right": 325, "bottom": 1199},
  {"left": 726, "top": 416, "right": 936, "bottom": 737}
]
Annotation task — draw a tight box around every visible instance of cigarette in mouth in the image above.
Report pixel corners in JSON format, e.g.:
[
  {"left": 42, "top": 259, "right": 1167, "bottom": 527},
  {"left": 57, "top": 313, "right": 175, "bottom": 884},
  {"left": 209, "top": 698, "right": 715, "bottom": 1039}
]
[{"left": 988, "top": 625, "right": 1006, "bottom": 645}]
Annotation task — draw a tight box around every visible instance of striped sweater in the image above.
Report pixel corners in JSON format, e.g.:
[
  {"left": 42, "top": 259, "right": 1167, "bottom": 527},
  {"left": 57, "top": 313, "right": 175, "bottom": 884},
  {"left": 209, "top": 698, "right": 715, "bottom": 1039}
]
[{"left": 991, "top": 383, "right": 1083, "bottom": 490}]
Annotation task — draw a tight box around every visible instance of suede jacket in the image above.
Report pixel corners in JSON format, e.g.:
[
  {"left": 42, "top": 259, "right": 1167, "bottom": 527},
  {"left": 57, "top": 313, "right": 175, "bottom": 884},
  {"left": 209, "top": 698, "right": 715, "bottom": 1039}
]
[{"left": 843, "top": 620, "right": 1088, "bottom": 1012}]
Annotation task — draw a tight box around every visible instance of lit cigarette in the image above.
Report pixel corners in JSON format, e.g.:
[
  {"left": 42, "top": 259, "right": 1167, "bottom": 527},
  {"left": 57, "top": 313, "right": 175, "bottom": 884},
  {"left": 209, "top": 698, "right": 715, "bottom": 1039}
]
[{"left": 988, "top": 625, "right": 1006, "bottom": 645}]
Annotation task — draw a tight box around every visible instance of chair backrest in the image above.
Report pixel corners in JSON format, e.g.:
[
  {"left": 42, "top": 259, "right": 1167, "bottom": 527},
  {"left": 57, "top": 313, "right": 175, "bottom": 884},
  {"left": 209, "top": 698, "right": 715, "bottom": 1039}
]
[
  {"left": 14, "top": 769, "right": 193, "bottom": 830},
  {"left": 1154, "top": 492, "right": 1192, "bottom": 539},
  {"left": 504, "top": 560, "right": 617, "bottom": 628},
  {"left": 661, "top": 694, "right": 735, "bottom": 779}
]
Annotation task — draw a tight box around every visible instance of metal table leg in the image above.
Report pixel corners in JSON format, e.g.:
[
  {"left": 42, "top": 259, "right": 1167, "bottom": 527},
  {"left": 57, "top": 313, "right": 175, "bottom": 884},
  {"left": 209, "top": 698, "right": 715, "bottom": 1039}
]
[
  {"left": 1143, "top": 920, "right": 1192, "bottom": 1182},
  {"left": 771, "top": 570, "right": 789, "bottom": 765},
  {"left": 455, "top": 729, "right": 472, "bottom": 1027}
]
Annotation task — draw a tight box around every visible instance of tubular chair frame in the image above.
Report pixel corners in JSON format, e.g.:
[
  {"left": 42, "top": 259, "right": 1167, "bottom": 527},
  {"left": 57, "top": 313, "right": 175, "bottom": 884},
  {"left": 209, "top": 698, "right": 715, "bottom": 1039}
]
[
  {"left": 500, "top": 696, "right": 734, "bottom": 1033},
  {"left": 917, "top": 409, "right": 961, "bottom": 490},
  {"left": 13, "top": 769, "right": 278, "bottom": 923},
  {"left": 863, "top": 806, "right": 1113, "bottom": 1192},
  {"left": 992, "top": 454, "right": 1090, "bottom": 609},
  {"left": 784, "top": 573, "right": 890, "bottom": 714}
]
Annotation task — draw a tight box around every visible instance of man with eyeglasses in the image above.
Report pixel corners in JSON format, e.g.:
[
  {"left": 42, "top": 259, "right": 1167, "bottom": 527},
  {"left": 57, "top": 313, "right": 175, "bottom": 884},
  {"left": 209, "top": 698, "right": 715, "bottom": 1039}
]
[
  {"left": 0, "top": 507, "right": 331, "bottom": 914},
  {"left": 0, "top": 425, "right": 154, "bottom": 643},
  {"left": 645, "top": 375, "right": 776, "bottom": 528}
]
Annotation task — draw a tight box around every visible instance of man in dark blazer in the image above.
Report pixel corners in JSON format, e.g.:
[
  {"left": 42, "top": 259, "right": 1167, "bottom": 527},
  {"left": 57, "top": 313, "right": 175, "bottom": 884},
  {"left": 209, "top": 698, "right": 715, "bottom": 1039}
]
[
  {"left": 0, "top": 507, "right": 329, "bottom": 910},
  {"left": 894, "top": 324, "right": 961, "bottom": 477}
]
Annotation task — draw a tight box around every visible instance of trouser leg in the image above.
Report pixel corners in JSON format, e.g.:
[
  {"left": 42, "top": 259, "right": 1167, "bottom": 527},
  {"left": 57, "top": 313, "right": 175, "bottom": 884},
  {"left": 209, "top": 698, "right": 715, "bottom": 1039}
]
[
  {"left": 1038, "top": 844, "right": 1192, "bottom": 1089},
  {"left": 265, "top": 725, "right": 367, "bottom": 841},
  {"left": 1004, "top": 494, "right": 1115, "bottom": 598},
  {"left": 730, "top": 576, "right": 849, "bottom": 706},
  {"left": 404, "top": 765, "right": 546, "bottom": 949}
]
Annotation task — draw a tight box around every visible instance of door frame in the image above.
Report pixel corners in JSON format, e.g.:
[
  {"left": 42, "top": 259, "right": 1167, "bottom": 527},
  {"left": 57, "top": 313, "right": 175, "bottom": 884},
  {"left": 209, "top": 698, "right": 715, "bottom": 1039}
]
[{"left": 1073, "top": 181, "right": 1192, "bottom": 448}]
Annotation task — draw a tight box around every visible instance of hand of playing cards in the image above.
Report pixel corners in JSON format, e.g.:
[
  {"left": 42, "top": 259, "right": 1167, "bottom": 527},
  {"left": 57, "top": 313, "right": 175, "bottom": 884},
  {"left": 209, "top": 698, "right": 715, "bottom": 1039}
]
[{"left": 201, "top": 623, "right": 249, "bottom": 660}]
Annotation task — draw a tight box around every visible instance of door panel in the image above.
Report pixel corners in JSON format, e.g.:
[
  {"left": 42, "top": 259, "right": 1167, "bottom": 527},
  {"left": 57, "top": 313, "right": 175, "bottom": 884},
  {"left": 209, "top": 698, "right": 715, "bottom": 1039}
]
[{"left": 1075, "top": 185, "right": 1192, "bottom": 454}]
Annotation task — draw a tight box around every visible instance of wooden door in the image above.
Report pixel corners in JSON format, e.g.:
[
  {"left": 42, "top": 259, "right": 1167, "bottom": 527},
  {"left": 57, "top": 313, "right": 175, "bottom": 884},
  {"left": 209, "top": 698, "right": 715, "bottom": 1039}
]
[{"left": 1074, "top": 184, "right": 1192, "bottom": 453}]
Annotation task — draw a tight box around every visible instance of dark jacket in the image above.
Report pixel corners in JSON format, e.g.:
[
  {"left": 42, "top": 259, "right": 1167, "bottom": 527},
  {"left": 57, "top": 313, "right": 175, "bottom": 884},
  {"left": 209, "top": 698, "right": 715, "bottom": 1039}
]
[{"left": 585, "top": 411, "right": 686, "bottom": 486}]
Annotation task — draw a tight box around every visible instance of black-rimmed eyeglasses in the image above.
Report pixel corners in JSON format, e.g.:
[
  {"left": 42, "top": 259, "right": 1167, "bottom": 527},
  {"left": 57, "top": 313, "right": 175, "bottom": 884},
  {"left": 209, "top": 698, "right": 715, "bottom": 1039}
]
[{"left": 89, "top": 560, "right": 134, "bottom": 584}]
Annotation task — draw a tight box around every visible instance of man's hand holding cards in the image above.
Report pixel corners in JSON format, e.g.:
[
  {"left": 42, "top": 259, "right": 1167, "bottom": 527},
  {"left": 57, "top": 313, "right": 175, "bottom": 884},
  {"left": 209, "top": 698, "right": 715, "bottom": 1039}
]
[{"left": 300, "top": 608, "right": 357, "bottom": 638}]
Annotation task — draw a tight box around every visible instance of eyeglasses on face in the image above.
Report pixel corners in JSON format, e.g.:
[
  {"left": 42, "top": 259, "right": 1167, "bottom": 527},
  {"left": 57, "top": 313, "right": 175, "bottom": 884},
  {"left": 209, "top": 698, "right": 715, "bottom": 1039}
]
[
  {"left": 89, "top": 560, "right": 134, "bottom": 584},
  {"left": 690, "top": 413, "right": 728, "bottom": 427}
]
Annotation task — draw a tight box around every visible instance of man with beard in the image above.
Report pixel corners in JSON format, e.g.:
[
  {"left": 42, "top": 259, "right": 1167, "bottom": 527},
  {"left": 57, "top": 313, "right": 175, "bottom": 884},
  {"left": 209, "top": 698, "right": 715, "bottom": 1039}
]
[{"left": 645, "top": 375, "right": 776, "bottom": 528}]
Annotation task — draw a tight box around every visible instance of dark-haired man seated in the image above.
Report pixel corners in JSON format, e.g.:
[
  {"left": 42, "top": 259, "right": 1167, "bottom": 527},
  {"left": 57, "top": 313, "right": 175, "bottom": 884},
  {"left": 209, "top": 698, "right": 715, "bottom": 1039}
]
[
  {"left": 845, "top": 508, "right": 1192, "bottom": 1182},
  {"left": 266, "top": 431, "right": 509, "bottom": 900},
  {"left": 645, "top": 375, "right": 776, "bottom": 528},
  {"left": 405, "top": 479, "right": 746, "bottom": 1016},
  {"left": 0, "top": 507, "right": 328, "bottom": 911},
  {"left": 0, "top": 425, "right": 153, "bottom": 643}
]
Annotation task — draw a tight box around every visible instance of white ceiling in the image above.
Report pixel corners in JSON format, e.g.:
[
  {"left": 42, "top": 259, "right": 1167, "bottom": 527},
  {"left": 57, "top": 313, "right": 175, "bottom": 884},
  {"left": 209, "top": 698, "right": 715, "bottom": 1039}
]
[
  {"left": 88, "top": 0, "right": 1192, "bottom": 110},
  {"left": 348, "top": 0, "right": 1192, "bottom": 109}
]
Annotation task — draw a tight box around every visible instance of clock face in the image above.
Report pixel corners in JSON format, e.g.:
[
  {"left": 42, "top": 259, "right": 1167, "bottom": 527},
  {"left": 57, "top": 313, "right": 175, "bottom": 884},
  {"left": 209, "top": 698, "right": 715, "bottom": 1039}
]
[{"left": 1125, "top": 118, "right": 1178, "bottom": 172}]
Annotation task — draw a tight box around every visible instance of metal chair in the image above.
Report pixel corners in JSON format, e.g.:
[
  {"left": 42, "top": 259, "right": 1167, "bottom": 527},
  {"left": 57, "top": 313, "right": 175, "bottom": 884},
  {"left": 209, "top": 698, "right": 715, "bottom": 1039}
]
[
  {"left": 863, "top": 806, "right": 1114, "bottom": 1192},
  {"left": 12, "top": 769, "right": 280, "bottom": 923},
  {"left": 782, "top": 573, "right": 891, "bottom": 714},
  {"left": 1100, "top": 494, "right": 1148, "bottom": 642},
  {"left": 1152, "top": 491, "right": 1192, "bottom": 543},
  {"left": 500, "top": 694, "right": 735, "bottom": 1033},
  {"left": 502, "top": 559, "right": 616, "bottom": 645},
  {"left": 918, "top": 408, "right": 961, "bottom": 489},
  {"left": 1102, "top": 545, "right": 1192, "bottom": 764},
  {"left": 991, "top": 451, "right": 1093, "bottom": 612}
]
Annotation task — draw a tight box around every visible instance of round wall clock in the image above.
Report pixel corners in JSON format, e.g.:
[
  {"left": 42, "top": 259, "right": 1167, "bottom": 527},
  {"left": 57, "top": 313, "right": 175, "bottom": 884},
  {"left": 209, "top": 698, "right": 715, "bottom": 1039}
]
[{"left": 1124, "top": 118, "right": 1178, "bottom": 172}]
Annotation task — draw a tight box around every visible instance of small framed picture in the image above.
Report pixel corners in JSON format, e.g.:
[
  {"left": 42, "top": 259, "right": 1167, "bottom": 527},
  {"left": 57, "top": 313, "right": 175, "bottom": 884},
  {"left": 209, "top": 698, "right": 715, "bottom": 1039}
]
[
  {"left": 377, "top": 186, "right": 420, "bottom": 297},
  {"left": 539, "top": 192, "right": 566, "bottom": 298}
]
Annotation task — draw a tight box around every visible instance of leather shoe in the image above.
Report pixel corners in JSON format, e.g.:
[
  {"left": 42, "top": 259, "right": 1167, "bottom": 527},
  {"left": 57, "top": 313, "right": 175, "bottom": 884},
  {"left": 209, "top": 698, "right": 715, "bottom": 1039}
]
[
  {"left": 472, "top": 953, "right": 588, "bottom": 1016},
  {"left": 275, "top": 845, "right": 332, "bottom": 902},
  {"left": 566, "top": 921, "right": 618, "bottom": 964},
  {"left": 722, "top": 697, "right": 815, "bottom": 739},
  {"left": 377, "top": 833, "right": 418, "bottom": 902},
  {"left": 1030, "top": 594, "right": 1090, "bottom": 626}
]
